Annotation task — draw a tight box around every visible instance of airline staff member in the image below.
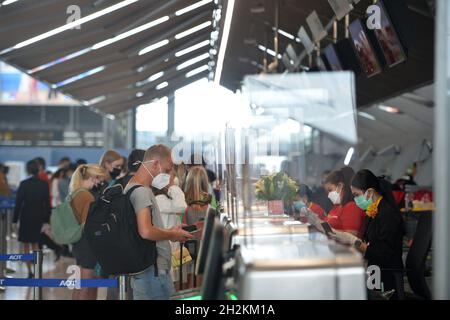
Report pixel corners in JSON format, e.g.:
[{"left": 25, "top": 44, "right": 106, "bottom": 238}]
[
  {"left": 323, "top": 169, "right": 365, "bottom": 237},
  {"left": 330, "top": 169, "right": 404, "bottom": 299},
  {"left": 294, "top": 184, "right": 326, "bottom": 219}
]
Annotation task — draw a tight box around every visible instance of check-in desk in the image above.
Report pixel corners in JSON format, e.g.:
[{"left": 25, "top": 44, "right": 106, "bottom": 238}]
[{"left": 228, "top": 215, "right": 367, "bottom": 300}]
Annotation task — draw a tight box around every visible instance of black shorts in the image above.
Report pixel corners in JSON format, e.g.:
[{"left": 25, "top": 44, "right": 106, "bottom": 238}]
[{"left": 72, "top": 234, "right": 97, "bottom": 270}]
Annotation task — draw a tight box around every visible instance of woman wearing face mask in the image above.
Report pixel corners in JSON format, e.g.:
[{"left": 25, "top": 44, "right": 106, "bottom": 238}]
[
  {"left": 294, "top": 184, "right": 326, "bottom": 220},
  {"left": 329, "top": 169, "right": 404, "bottom": 299},
  {"left": 99, "top": 150, "right": 124, "bottom": 186},
  {"left": 69, "top": 164, "right": 107, "bottom": 300},
  {"left": 322, "top": 169, "right": 365, "bottom": 237}
]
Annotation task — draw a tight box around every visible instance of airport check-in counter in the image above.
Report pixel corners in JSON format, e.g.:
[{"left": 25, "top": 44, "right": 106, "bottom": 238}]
[{"left": 225, "top": 214, "right": 367, "bottom": 300}]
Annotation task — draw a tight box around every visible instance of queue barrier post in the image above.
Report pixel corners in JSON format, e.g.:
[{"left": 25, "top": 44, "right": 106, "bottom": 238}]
[
  {"left": 0, "top": 210, "right": 7, "bottom": 291},
  {"left": 118, "top": 275, "right": 131, "bottom": 300},
  {"left": 33, "top": 250, "right": 43, "bottom": 300}
]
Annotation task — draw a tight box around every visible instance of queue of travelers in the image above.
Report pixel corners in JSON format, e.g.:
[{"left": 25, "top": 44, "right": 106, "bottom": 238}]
[{"left": 4, "top": 145, "right": 414, "bottom": 300}]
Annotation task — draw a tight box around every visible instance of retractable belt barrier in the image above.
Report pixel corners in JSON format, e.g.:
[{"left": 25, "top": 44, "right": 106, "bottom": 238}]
[{"left": 0, "top": 251, "right": 130, "bottom": 300}]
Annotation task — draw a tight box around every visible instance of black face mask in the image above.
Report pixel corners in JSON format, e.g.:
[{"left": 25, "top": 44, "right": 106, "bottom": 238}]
[
  {"left": 92, "top": 182, "right": 105, "bottom": 194},
  {"left": 110, "top": 168, "right": 121, "bottom": 180}
]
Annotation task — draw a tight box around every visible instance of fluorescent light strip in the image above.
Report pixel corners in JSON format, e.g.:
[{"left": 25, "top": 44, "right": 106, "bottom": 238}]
[
  {"left": 2, "top": 0, "right": 19, "bottom": 5},
  {"left": 156, "top": 81, "right": 169, "bottom": 90},
  {"left": 29, "top": 48, "right": 91, "bottom": 74},
  {"left": 0, "top": 0, "right": 140, "bottom": 55},
  {"left": 214, "top": 0, "right": 235, "bottom": 84},
  {"left": 358, "top": 111, "right": 376, "bottom": 121},
  {"left": 175, "top": 21, "right": 211, "bottom": 40},
  {"left": 136, "top": 71, "right": 165, "bottom": 87},
  {"left": 175, "top": 0, "right": 212, "bottom": 16},
  {"left": 83, "top": 95, "right": 106, "bottom": 106},
  {"left": 29, "top": 15, "right": 169, "bottom": 74},
  {"left": 175, "top": 39, "right": 210, "bottom": 57},
  {"left": 54, "top": 66, "right": 105, "bottom": 88},
  {"left": 185, "top": 65, "right": 209, "bottom": 78},
  {"left": 176, "top": 52, "right": 209, "bottom": 70},
  {"left": 138, "top": 39, "right": 170, "bottom": 56},
  {"left": 344, "top": 147, "right": 355, "bottom": 166},
  {"left": 257, "top": 45, "right": 282, "bottom": 59}
]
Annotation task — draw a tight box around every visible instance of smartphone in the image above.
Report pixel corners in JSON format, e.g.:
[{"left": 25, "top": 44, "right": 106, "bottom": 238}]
[
  {"left": 182, "top": 225, "right": 197, "bottom": 233},
  {"left": 321, "top": 222, "right": 335, "bottom": 235},
  {"left": 189, "top": 229, "right": 202, "bottom": 234}
]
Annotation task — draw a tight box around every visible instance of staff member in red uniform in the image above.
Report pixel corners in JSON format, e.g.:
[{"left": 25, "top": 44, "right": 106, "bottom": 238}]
[
  {"left": 329, "top": 169, "right": 404, "bottom": 299},
  {"left": 294, "top": 184, "right": 326, "bottom": 220},
  {"left": 323, "top": 169, "right": 365, "bottom": 237}
]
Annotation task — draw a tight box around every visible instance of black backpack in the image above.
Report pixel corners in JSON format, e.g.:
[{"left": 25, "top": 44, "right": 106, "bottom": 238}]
[{"left": 84, "top": 184, "right": 157, "bottom": 275}]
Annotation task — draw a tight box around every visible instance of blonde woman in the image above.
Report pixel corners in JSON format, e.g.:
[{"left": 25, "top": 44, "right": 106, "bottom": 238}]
[
  {"left": 183, "top": 166, "right": 212, "bottom": 288},
  {"left": 69, "top": 164, "right": 107, "bottom": 300},
  {"left": 99, "top": 150, "right": 124, "bottom": 185}
]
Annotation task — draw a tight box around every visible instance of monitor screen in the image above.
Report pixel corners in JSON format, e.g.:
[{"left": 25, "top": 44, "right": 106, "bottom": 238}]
[
  {"left": 348, "top": 19, "right": 382, "bottom": 77},
  {"left": 373, "top": 0, "right": 407, "bottom": 67},
  {"left": 323, "top": 44, "right": 343, "bottom": 71}
]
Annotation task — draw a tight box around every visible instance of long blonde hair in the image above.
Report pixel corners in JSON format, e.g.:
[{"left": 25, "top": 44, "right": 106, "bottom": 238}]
[
  {"left": 184, "top": 166, "right": 211, "bottom": 205},
  {"left": 69, "top": 164, "right": 107, "bottom": 194}
]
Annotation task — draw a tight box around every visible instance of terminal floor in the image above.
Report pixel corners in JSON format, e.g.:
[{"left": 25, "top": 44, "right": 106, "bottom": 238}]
[{"left": 0, "top": 237, "right": 107, "bottom": 300}]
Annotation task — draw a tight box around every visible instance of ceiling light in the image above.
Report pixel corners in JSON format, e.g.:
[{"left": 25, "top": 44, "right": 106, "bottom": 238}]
[
  {"left": 175, "top": 40, "right": 210, "bottom": 57},
  {"left": 257, "top": 45, "right": 282, "bottom": 59},
  {"left": 358, "top": 111, "right": 376, "bottom": 121},
  {"left": 176, "top": 52, "right": 210, "bottom": 70},
  {"left": 344, "top": 147, "right": 355, "bottom": 165},
  {"left": 29, "top": 15, "right": 169, "bottom": 73},
  {"left": 175, "top": 0, "right": 212, "bottom": 16},
  {"left": 156, "top": 82, "right": 169, "bottom": 90},
  {"left": 175, "top": 21, "right": 211, "bottom": 40},
  {"left": 185, "top": 65, "right": 209, "bottom": 78},
  {"left": 138, "top": 39, "right": 170, "bottom": 56},
  {"left": 0, "top": 0, "right": 139, "bottom": 55},
  {"left": 1, "top": 0, "right": 19, "bottom": 5},
  {"left": 378, "top": 105, "right": 403, "bottom": 114},
  {"left": 54, "top": 66, "right": 105, "bottom": 88}
]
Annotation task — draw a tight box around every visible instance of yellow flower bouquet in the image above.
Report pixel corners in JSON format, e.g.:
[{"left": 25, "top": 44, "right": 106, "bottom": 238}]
[{"left": 255, "top": 172, "right": 299, "bottom": 214}]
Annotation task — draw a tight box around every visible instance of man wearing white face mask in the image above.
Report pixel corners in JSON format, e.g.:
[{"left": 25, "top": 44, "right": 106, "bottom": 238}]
[{"left": 124, "top": 144, "right": 193, "bottom": 300}]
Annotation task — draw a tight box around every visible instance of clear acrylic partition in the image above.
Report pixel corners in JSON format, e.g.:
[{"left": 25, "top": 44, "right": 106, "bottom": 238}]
[{"left": 220, "top": 72, "right": 358, "bottom": 229}]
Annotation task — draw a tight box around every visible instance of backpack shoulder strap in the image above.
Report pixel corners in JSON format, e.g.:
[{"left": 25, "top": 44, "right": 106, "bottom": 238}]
[{"left": 125, "top": 184, "right": 144, "bottom": 198}]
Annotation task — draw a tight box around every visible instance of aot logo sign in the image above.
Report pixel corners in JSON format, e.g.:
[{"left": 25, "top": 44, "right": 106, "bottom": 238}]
[
  {"left": 366, "top": 5, "right": 381, "bottom": 30},
  {"left": 67, "top": 5, "right": 82, "bottom": 30},
  {"left": 367, "top": 265, "right": 381, "bottom": 290},
  {"left": 8, "top": 255, "right": 23, "bottom": 260}
]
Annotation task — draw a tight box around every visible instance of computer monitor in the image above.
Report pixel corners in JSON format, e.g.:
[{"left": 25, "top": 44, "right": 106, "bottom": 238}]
[
  {"left": 348, "top": 19, "right": 383, "bottom": 78},
  {"left": 373, "top": 0, "right": 407, "bottom": 67},
  {"left": 200, "top": 219, "right": 226, "bottom": 300},
  {"left": 195, "top": 207, "right": 218, "bottom": 276}
]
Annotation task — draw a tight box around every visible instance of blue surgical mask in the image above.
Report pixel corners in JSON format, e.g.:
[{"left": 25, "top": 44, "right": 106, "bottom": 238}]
[
  {"left": 355, "top": 191, "right": 373, "bottom": 210},
  {"left": 294, "top": 201, "right": 306, "bottom": 211}
]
